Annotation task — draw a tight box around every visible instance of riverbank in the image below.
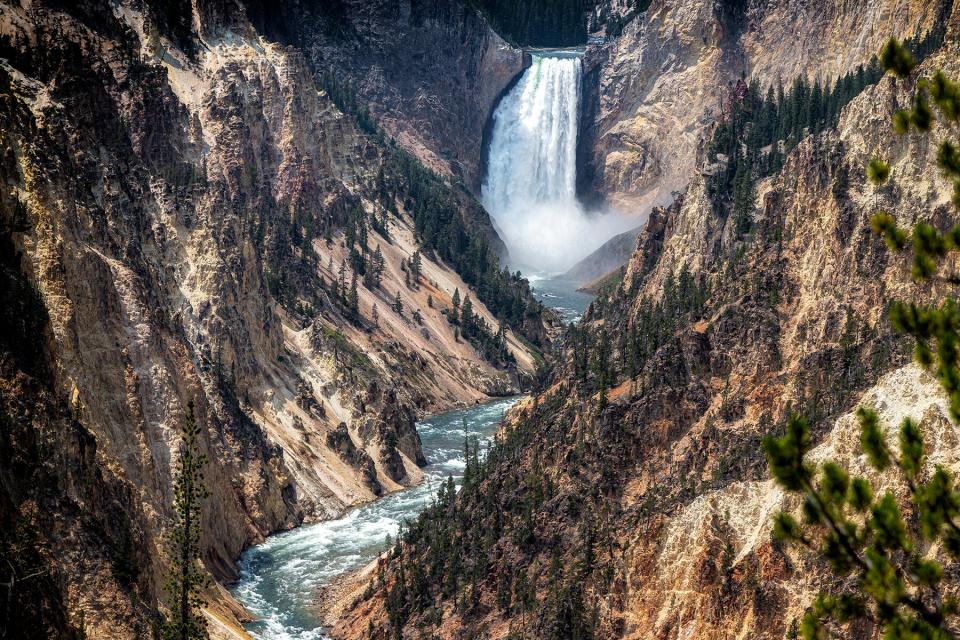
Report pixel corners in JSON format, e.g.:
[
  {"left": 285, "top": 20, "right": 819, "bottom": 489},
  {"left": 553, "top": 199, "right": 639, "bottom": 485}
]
[{"left": 230, "top": 397, "right": 522, "bottom": 639}]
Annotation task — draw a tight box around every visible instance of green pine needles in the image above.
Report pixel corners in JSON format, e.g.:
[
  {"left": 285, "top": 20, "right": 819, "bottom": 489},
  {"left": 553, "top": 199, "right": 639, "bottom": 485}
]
[
  {"left": 162, "top": 401, "right": 211, "bottom": 640},
  {"left": 765, "top": 38, "right": 960, "bottom": 640}
]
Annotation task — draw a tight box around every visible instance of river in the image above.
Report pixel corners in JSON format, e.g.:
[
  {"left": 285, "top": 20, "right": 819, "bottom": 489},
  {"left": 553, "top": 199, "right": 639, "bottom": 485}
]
[
  {"left": 529, "top": 275, "right": 594, "bottom": 323},
  {"left": 231, "top": 397, "right": 521, "bottom": 639}
]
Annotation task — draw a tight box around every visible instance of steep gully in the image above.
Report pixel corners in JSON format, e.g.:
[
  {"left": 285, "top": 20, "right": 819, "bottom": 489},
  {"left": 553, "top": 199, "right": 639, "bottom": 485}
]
[{"left": 231, "top": 51, "right": 616, "bottom": 638}]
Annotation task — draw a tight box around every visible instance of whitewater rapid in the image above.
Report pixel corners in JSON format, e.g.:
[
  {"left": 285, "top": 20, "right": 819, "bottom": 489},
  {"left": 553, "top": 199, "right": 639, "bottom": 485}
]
[
  {"left": 231, "top": 398, "right": 519, "bottom": 640},
  {"left": 482, "top": 52, "right": 634, "bottom": 275}
]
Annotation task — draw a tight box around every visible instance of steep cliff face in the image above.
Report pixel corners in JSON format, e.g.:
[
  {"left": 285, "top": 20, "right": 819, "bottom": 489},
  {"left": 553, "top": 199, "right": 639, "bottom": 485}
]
[
  {"left": 579, "top": 0, "right": 947, "bottom": 211},
  {"left": 600, "top": 30, "right": 960, "bottom": 638},
  {"left": 245, "top": 0, "right": 526, "bottom": 189},
  {"left": 0, "top": 0, "right": 540, "bottom": 637},
  {"left": 334, "top": 6, "right": 960, "bottom": 639}
]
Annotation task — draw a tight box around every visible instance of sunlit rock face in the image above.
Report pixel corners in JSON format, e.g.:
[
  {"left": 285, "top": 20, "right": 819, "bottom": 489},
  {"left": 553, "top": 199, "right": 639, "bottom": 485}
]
[{"left": 579, "top": 0, "right": 947, "bottom": 213}]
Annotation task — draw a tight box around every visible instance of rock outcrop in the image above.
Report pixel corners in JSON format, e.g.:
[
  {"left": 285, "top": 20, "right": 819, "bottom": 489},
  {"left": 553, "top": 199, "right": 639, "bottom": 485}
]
[{"left": 246, "top": 0, "right": 526, "bottom": 188}]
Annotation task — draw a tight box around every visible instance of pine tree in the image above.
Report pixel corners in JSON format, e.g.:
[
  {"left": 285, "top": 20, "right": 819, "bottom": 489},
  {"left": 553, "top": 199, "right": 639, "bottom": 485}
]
[
  {"left": 338, "top": 260, "right": 348, "bottom": 300},
  {"left": 349, "top": 273, "right": 359, "bottom": 317},
  {"left": 393, "top": 290, "right": 403, "bottom": 315},
  {"left": 373, "top": 245, "right": 385, "bottom": 287},
  {"left": 731, "top": 157, "right": 755, "bottom": 234},
  {"left": 808, "top": 78, "right": 823, "bottom": 132},
  {"left": 162, "top": 401, "right": 210, "bottom": 640},
  {"left": 591, "top": 328, "right": 612, "bottom": 392},
  {"left": 451, "top": 288, "right": 461, "bottom": 324},
  {"left": 372, "top": 303, "right": 379, "bottom": 329},
  {"left": 461, "top": 296, "right": 474, "bottom": 337},
  {"left": 765, "top": 42, "right": 960, "bottom": 640},
  {"left": 410, "top": 250, "right": 422, "bottom": 286},
  {"left": 345, "top": 221, "right": 356, "bottom": 250},
  {"left": 496, "top": 323, "right": 508, "bottom": 360},
  {"left": 776, "top": 80, "right": 787, "bottom": 141},
  {"left": 358, "top": 221, "right": 368, "bottom": 251}
]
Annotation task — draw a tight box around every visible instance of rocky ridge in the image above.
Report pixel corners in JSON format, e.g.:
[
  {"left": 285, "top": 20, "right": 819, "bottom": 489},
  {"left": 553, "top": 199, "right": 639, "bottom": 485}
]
[{"left": 579, "top": 0, "right": 947, "bottom": 212}]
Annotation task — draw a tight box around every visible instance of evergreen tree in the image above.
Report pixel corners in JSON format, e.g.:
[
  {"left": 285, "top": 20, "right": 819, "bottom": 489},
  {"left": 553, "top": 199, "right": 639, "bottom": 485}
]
[
  {"left": 731, "top": 157, "right": 756, "bottom": 234},
  {"left": 591, "top": 328, "right": 612, "bottom": 390},
  {"left": 162, "top": 402, "right": 210, "bottom": 640},
  {"left": 452, "top": 288, "right": 461, "bottom": 324},
  {"left": 338, "top": 260, "right": 348, "bottom": 300},
  {"left": 349, "top": 273, "right": 359, "bottom": 317},
  {"left": 461, "top": 296, "right": 474, "bottom": 337},
  {"left": 372, "top": 245, "right": 385, "bottom": 287},
  {"left": 393, "top": 290, "right": 403, "bottom": 315},
  {"left": 410, "top": 250, "right": 423, "bottom": 286}
]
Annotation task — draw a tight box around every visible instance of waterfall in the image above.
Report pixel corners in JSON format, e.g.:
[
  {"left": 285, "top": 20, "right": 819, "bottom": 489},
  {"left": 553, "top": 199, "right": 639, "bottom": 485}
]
[{"left": 482, "top": 52, "right": 633, "bottom": 275}]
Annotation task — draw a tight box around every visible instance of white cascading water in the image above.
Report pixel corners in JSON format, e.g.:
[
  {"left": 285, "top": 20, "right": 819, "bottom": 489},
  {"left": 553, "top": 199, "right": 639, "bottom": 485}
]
[{"left": 482, "top": 52, "right": 634, "bottom": 275}]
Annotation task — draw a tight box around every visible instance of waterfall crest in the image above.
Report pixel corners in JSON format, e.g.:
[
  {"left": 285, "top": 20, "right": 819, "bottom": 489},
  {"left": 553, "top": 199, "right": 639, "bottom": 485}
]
[{"left": 482, "top": 53, "right": 633, "bottom": 275}]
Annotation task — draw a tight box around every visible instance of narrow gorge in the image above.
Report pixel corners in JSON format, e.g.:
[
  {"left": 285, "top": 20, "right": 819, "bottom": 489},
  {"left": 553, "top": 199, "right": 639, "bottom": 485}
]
[{"left": 2, "top": 1, "right": 960, "bottom": 640}]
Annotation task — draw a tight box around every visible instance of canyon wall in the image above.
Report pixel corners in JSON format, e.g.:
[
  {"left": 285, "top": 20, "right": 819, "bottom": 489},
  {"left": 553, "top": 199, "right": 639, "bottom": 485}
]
[
  {"left": 244, "top": 0, "right": 526, "bottom": 188},
  {"left": 0, "top": 1, "right": 539, "bottom": 637},
  {"left": 579, "top": 0, "right": 947, "bottom": 212}
]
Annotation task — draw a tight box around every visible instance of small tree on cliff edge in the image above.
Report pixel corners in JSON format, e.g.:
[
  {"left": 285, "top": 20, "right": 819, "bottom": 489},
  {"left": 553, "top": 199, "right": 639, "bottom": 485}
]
[
  {"left": 162, "top": 401, "right": 211, "bottom": 640},
  {"left": 765, "top": 40, "right": 960, "bottom": 640}
]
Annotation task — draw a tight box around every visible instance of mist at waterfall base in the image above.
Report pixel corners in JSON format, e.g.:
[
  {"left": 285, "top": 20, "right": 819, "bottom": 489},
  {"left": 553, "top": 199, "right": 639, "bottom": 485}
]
[
  {"left": 231, "top": 398, "right": 518, "bottom": 640},
  {"left": 482, "top": 52, "right": 637, "bottom": 276}
]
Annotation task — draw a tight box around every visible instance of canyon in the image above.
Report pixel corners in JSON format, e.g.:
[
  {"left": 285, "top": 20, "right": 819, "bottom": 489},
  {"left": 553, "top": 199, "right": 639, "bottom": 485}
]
[
  {"left": 0, "top": 1, "right": 545, "bottom": 638},
  {"left": 1, "top": 0, "right": 959, "bottom": 639},
  {"left": 333, "top": 1, "right": 960, "bottom": 639}
]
